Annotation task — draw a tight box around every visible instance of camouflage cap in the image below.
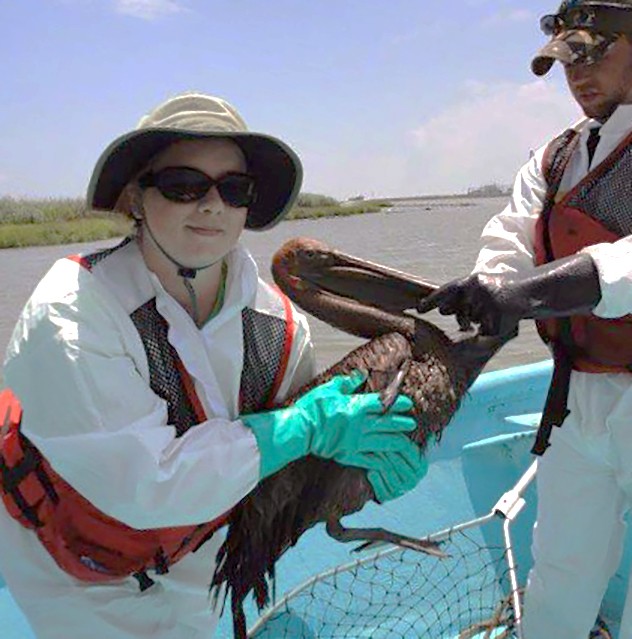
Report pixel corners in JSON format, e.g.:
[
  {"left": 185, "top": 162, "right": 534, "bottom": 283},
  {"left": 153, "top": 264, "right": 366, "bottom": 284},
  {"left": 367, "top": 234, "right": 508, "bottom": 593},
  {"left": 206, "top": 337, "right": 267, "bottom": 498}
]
[
  {"left": 531, "top": 28, "right": 619, "bottom": 75},
  {"left": 532, "top": 0, "right": 632, "bottom": 75},
  {"left": 558, "top": 0, "right": 632, "bottom": 11}
]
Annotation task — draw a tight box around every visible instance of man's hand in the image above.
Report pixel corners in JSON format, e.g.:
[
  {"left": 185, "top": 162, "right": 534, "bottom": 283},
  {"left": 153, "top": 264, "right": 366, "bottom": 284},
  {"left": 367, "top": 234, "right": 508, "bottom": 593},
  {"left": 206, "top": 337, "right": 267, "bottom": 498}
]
[
  {"left": 417, "top": 253, "right": 601, "bottom": 336},
  {"left": 417, "top": 273, "right": 523, "bottom": 336}
]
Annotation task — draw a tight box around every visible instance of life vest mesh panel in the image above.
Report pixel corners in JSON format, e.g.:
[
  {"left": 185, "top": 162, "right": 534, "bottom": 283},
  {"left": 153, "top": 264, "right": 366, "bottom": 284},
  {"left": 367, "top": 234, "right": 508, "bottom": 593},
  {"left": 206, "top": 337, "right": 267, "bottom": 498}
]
[
  {"left": 565, "top": 145, "right": 632, "bottom": 236},
  {"left": 131, "top": 301, "right": 288, "bottom": 432},
  {"left": 77, "top": 236, "right": 133, "bottom": 270},
  {"left": 543, "top": 129, "right": 580, "bottom": 191},
  {"left": 130, "top": 299, "right": 201, "bottom": 437},
  {"left": 240, "top": 308, "right": 287, "bottom": 414}
]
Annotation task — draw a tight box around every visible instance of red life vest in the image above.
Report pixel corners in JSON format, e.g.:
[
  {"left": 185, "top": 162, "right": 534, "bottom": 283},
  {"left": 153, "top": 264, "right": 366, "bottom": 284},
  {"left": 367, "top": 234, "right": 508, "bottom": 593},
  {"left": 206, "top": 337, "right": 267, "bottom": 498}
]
[
  {"left": 0, "top": 386, "right": 230, "bottom": 587},
  {"left": 534, "top": 128, "right": 632, "bottom": 374},
  {"left": 0, "top": 244, "right": 295, "bottom": 588}
]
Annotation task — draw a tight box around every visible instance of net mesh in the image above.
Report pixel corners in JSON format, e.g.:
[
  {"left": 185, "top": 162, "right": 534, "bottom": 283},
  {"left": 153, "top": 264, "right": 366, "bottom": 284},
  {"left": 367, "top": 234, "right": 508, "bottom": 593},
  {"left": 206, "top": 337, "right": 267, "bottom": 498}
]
[{"left": 248, "top": 523, "right": 517, "bottom": 639}]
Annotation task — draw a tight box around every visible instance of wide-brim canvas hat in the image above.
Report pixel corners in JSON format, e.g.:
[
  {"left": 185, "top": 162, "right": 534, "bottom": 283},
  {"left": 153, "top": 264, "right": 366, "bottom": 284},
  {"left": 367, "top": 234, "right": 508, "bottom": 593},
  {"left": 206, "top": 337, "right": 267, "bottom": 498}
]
[{"left": 87, "top": 93, "right": 303, "bottom": 231}]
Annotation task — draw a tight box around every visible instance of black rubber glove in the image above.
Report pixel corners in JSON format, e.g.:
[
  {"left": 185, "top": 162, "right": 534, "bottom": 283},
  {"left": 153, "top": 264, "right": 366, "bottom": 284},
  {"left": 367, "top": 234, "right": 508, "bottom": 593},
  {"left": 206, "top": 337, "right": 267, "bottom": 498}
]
[{"left": 417, "top": 253, "right": 602, "bottom": 336}]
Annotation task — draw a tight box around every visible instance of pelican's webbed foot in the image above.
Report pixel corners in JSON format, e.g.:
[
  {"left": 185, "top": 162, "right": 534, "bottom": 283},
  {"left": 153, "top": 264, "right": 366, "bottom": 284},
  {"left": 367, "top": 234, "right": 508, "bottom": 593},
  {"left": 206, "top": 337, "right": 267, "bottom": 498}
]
[{"left": 325, "top": 519, "right": 447, "bottom": 558}]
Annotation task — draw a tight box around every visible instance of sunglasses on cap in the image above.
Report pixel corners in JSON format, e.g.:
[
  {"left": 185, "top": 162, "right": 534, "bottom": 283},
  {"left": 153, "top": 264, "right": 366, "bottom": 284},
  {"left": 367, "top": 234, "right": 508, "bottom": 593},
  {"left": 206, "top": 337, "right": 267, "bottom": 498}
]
[
  {"left": 540, "top": 6, "right": 632, "bottom": 36},
  {"left": 138, "top": 167, "right": 257, "bottom": 208}
]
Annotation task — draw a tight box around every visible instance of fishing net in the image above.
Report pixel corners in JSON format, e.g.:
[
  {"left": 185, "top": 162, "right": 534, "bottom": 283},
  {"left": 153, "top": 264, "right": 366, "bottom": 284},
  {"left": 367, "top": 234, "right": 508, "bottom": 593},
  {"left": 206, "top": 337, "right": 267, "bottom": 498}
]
[
  {"left": 245, "top": 460, "right": 618, "bottom": 639},
  {"left": 247, "top": 523, "right": 517, "bottom": 639},
  {"left": 247, "top": 462, "right": 540, "bottom": 639}
]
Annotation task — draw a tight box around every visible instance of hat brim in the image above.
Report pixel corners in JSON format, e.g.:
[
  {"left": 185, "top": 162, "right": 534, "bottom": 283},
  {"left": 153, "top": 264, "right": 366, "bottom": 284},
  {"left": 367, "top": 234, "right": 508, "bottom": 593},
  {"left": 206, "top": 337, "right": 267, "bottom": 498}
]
[
  {"left": 87, "top": 129, "right": 303, "bottom": 231},
  {"left": 531, "top": 28, "right": 611, "bottom": 76},
  {"left": 531, "top": 36, "right": 578, "bottom": 76}
]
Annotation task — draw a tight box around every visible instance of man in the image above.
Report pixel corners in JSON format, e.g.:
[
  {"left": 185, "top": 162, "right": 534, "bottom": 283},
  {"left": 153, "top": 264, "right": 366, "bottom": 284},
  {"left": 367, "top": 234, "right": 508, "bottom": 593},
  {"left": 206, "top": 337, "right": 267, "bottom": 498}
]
[{"left": 418, "top": 1, "right": 632, "bottom": 637}]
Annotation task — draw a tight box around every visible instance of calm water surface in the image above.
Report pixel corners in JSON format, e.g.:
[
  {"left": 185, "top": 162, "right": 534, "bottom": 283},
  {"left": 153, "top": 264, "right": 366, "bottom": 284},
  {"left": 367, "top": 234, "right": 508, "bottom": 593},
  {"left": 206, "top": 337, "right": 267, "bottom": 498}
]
[{"left": 0, "top": 197, "right": 549, "bottom": 384}]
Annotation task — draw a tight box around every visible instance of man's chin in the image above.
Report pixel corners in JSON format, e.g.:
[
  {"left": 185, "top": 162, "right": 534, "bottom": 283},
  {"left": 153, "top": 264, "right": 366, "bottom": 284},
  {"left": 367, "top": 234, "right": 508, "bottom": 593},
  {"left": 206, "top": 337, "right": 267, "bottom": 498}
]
[{"left": 581, "top": 98, "right": 619, "bottom": 122}]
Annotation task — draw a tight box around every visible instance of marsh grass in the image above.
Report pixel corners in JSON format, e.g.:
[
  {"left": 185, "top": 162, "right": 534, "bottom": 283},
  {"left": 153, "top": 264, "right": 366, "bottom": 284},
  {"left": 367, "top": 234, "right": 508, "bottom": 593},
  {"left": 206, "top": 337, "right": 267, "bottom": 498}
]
[
  {"left": 289, "top": 192, "right": 390, "bottom": 219},
  {"left": 0, "top": 197, "right": 134, "bottom": 248},
  {"left": 288, "top": 202, "right": 388, "bottom": 220},
  {"left": 0, "top": 197, "right": 87, "bottom": 225},
  {"left": 0, "top": 195, "right": 390, "bottom": 249},
  {"left": 295, "top": 193, "right": 338, "bottom": 207},
  {"left": 0, "top": 218, "right": 134, "bottom": 249}
]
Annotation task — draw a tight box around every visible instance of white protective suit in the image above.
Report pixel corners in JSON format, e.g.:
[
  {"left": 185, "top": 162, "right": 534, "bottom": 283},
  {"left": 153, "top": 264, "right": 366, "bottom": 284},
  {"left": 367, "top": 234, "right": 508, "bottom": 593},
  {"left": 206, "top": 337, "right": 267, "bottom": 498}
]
[
  {"left": 473, "top": 104, "right": 632, "bottom": 639},
  {"left": 0, "top": 238, "right": 316, "bottom": 639}
]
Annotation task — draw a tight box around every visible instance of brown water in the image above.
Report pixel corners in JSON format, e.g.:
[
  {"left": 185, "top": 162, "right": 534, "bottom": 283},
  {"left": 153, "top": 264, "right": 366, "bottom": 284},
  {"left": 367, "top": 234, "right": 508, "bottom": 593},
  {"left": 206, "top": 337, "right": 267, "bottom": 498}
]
[{"left": 0, "top": 197, "right": 549, "bottom": 384}]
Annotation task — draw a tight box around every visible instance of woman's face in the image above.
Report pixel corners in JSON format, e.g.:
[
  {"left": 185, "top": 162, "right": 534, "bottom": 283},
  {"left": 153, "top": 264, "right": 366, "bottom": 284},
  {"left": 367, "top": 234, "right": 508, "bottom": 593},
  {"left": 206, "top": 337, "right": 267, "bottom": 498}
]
[{"left": 138, "top": 138, "right": 249, "bottom": 269}]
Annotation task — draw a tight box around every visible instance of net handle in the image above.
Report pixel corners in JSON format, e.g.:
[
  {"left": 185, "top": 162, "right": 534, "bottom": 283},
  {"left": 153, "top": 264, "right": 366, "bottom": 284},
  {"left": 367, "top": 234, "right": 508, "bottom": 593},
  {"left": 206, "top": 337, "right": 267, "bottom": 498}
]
[
  {"left": 513, "top": 461, "right": 537, "bottom": 496},
  {"left": 493, "top": 461, "right": 538, "bottom": 522}
]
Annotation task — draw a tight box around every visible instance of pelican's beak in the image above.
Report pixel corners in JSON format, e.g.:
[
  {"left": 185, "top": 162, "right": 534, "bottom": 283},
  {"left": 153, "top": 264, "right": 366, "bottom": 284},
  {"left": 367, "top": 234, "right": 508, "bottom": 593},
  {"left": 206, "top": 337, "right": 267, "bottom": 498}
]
[{"left": 300, "top": 249, "right": 438, "bottom": 314}]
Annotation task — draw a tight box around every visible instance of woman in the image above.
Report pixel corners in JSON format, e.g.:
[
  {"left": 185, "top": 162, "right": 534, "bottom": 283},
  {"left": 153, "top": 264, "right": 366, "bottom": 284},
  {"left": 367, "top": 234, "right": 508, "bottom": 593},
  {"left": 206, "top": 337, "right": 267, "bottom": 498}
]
[{"left": 0, "top": 92, "right": 425, "bottom": 639}]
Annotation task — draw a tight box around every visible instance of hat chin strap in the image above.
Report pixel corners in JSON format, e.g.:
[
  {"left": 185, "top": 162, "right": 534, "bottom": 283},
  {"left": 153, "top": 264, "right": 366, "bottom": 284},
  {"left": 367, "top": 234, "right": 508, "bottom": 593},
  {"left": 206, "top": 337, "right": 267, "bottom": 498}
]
[{"left": 138, "top": 214, "right": 222, "bottom": 326}]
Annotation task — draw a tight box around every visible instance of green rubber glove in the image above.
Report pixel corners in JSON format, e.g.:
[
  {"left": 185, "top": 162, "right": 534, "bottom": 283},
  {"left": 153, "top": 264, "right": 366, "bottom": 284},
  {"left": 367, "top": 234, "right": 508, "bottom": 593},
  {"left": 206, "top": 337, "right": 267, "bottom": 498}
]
[
  {"left": 366, "top": 448, "right": 428, "bottom": 504},
  {"left": 241, "top": 371, "right": 427, "bottom": 502}
]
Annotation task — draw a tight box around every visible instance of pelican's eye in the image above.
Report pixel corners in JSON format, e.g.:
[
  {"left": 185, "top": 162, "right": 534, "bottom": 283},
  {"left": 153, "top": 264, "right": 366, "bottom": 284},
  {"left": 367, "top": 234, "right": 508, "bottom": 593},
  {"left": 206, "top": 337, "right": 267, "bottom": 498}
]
[
  {"left": 296, "top": 250, "right": 320, "bottom": 271},
  {"left": 301, "top": 249, "right": 318, "bottom": 261}
]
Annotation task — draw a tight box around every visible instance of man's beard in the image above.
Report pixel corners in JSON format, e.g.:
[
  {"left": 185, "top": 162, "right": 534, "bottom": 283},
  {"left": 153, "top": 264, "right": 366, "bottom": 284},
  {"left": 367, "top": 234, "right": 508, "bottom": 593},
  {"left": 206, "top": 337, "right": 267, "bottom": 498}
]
[{"left": 585, "top": 98, "right": 618, "bottom": 122}]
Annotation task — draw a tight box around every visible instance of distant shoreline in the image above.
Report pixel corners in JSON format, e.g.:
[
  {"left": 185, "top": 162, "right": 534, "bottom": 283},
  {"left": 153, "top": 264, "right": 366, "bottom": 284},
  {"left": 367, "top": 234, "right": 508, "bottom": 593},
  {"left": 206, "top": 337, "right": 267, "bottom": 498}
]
[
  {"left": 0, "top": 192, "right": 510, "bottom": 250},
  {"left": 0, "top": 198, "right": 391, "bottom": 250},
  {"left": 384, "top": 193, "right": 509, "bottom": 202}
]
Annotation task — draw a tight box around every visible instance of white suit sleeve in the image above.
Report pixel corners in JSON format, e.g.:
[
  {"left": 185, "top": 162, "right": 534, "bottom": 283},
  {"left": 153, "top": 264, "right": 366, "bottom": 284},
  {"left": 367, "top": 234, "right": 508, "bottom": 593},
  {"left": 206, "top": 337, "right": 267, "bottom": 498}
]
[
  {"left": 582, "top": 239, "right": 632, "bottom": 318},
  {"left": 473, "top": 147, "right": 548, "bottom": 276},
  {"left": 4, "top": 270, "right": 263, "bottom": 530}
]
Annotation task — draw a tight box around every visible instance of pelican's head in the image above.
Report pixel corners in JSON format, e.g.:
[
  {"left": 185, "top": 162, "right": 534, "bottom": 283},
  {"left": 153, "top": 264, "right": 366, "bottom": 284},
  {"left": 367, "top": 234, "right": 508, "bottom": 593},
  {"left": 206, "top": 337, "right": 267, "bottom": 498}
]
[
  {"left": 271, "top": 237, "right": 338, "bottom": 296},
  {"left": 271, "top": 237, "right": 437, "bottom": 314}
]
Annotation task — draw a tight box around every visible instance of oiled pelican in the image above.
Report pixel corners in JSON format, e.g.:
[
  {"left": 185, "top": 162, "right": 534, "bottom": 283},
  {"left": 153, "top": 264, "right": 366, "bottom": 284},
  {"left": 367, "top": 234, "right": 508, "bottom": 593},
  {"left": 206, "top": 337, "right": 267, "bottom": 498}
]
[{"left": 212, "top": 237, "right": 512, "bottom": 639}]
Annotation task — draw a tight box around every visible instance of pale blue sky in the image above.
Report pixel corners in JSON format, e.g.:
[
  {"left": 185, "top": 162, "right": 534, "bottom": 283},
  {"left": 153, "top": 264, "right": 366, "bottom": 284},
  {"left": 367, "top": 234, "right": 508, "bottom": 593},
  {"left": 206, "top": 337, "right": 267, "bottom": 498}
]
[{"left": 1, "top": 0, "right": 582, "bottom": 200}]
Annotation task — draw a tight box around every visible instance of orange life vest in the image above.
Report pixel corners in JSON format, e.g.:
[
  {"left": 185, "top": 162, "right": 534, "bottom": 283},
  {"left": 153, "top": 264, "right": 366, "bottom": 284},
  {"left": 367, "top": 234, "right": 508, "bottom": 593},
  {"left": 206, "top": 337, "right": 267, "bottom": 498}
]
[
  {"left": 0, "top": 386, "right": 230, "bottom": 588},
  {"left": 534, "top": 128, "right": 632, "bottom": 374},
  {"left": 0, "top": 245, "right": 295, "bottom": 589}
]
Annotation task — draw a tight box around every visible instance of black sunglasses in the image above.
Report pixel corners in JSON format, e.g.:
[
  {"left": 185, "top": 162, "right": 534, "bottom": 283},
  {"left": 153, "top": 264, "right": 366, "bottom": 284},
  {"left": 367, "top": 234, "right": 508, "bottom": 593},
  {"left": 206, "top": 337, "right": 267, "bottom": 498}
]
[{"left": 138, "top": 167, "right": 257, "bottom": 208}]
